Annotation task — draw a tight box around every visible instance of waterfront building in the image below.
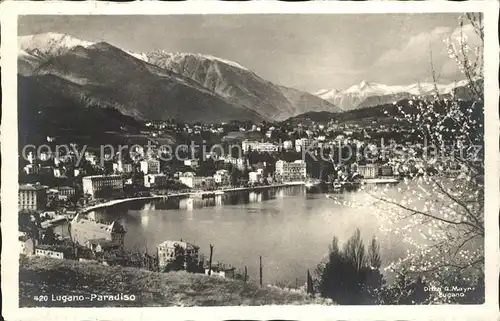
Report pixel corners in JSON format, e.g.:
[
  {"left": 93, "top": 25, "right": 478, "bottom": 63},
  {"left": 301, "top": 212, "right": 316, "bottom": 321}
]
[
  {"left": 144, "top": 173, "right": 169, "bottom": 188},
  {"left": 70, "top": 214, "right": 126, "bottom": 247},
  {"left": 18, "top": 183, "right": 48, "bottom": 211},
  {"left": 140, "top": 158, "right": 161, "bottom": 174},
  {"left": 157, "top": 240, "right": 200, "bottom": 270},
  {"left": 358, "top": 164, "right": 379, "bottom": 179},
  {"left": 213, "top": 169, "right": 230, "bottom": 185},
  {"left": 82, "top": 175, "right": 124, "bottom": 198},
  {"left": 248, "top": 171, "right": 262, "bottom": 184},
  {"left": 275, "top": 160, "right": 307, "bottom": 182}
]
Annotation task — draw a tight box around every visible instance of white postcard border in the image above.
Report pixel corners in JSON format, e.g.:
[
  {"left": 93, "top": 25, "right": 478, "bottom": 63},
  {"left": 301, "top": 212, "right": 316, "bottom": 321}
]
[{"left": 1, "top": 1, "right": 499, "bottom": 320}]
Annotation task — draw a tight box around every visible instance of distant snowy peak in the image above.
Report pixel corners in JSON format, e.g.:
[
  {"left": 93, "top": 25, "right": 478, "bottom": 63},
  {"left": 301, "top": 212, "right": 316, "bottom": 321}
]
[
  {"left": 344, "top": 80, "right": 399, "bottom": 96},
  {"left": 18, "top": 33, "right": 249, "bottom": 72},
  {"left": 317, "top": 80, "right": 468, "bottom": 99},
  {"left": 315, "top": 79, "right": 474, "bottom": 111},
  {"left": 314, "top": 88, "right": 341, "bottom": 100},
  {"left": 18, "top": 32, "right": 94, "bottom": 56}
]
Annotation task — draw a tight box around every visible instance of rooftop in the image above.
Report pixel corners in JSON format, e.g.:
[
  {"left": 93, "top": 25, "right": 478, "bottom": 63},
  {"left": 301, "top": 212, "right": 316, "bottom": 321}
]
[
  {"left": 19, "top": 183, "right": 47, "bottom": 191},
  {"left": 157, "top": 240, "right": 199, "bottom": 250}
]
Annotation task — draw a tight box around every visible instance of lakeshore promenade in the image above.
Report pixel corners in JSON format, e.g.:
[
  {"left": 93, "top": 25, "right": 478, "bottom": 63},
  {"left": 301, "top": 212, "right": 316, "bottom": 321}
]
[{"left": 80, "top": 181, "right": 305, "bottom": 214}]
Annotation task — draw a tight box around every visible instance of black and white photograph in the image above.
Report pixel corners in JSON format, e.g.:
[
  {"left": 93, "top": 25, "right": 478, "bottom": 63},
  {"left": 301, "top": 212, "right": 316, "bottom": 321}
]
[{"left": 1, "top": 1, "right": 499, "bottom": 320}]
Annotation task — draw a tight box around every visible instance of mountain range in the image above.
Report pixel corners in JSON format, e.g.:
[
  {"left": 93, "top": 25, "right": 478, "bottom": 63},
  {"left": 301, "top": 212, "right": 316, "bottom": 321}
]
[
  {"left": 315, "top": 79, "right": 473, "bottom": 111},
  {"left": 18, "top": 32, "right": 476, "bottom": 129},
  {"left": 18, "top": 32, "right": 341, "bottom": 124}
]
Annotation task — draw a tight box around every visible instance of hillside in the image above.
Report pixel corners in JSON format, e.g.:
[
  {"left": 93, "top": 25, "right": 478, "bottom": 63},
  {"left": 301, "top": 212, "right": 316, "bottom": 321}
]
[
  {"left": 18, "top": 74, "right": 145, "bottom": 147},
  {"left": 20, "top": 256, "right": 332, "bottom": 307},
  {"left": 19, "top": 37, "right": 265, "bottom": 124},
  {"left": 19, "top": 33, "right": 339, "bottom": 123},
  {"left": 141, "top": 51, "right": 341, "bottom": 120}
]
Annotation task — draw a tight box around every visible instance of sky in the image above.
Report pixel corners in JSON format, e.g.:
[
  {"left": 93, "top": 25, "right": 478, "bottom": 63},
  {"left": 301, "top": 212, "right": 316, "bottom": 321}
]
[{"left": 18, "top": 14, "right": 479, "bottom": 93}]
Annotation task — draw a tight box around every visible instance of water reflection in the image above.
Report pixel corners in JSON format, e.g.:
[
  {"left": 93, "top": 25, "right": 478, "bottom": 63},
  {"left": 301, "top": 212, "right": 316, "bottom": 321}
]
[{"left": 91, "top": 185, "right": 408, "bottom": 285}]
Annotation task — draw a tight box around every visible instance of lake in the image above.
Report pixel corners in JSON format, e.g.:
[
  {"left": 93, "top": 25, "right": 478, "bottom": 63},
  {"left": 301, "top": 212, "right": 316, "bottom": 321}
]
[{"left": 88, "top": 184, "right": 410, "bottom": 286}]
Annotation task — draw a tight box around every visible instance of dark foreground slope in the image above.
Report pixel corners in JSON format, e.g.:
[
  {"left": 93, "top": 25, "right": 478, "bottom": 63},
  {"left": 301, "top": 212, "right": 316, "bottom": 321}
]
[{"left": 20, "top": 256, "right": 333, "bottom": 307}]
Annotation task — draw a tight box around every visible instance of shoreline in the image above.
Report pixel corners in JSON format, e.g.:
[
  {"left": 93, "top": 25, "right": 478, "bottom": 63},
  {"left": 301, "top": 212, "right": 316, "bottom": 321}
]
[{"left": 80, "top": 181, "right": 306, "bottom": 213}]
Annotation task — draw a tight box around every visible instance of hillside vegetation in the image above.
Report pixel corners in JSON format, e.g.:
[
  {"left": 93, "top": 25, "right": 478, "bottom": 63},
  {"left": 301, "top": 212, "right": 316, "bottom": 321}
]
[{"left": 19, "top": 256, "right": 333, "bottom": 307}]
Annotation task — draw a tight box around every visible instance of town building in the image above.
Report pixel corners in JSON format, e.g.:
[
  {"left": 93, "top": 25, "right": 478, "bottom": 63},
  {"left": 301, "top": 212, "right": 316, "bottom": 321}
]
[
  {"left": 204, "top": 263, "right": 236, "bottom": 279},
  {"left": 213, "top": 169, "right": 230, "bottom": 185},
  {"left": 295, "top": 138, "right": 316, "bottom": 152},
  {"left": 275, "top": 160, "right": 307, "bottom": 182},
  {"left": 19, "top": 232, "right": 35, "bottom": 256},
  {"left": 140, "top": 158, "right": 161, "bottom": 174},
  {"left": 379, "top": 165, "right": 393, "bottom": 177},
  {"left": 70, "top": 214, "right": 126, "bottom": 247},
  {"left": 113, "top": 159, "right": 134, "bottom": 173},
  {"left": 84, "top": 152, "right": 99, "bottom": 166},
  {"left": 23, "top": 164, "right": 39, "bottom": 175},
  {"left": 85, "top": 238, "right": 121, "bottom": 253},
  {"left": 56, "top": 186, "right": 76, "bottom": 201},
  {"left": 184, "top": 159, "right": 200, "bottom": 169},
  {"left": 283, "top": 140, "right": 293, "bottom": 150},
  {"left": 358, "top": 164, "right": 379, "bottom": 179},
  {"left": 18, "top": 183, "right": 48, "bottom": 211},
  {"left": 35, "top": 246, "right": 65, "bottom": 259},
  {"left": 144, "top": 173, "right": 169, "bottom": 188},
  {"left": 157, "top": 240, "right": 200, "bottom": 270},
  {"left": 242, "top": 140, "right": 279, "bottom": 153},
  {"left": 179, "top": 172, "right": 215, "bottom": 189},
  {"left": 82, "top": 175, "right": 124, "bottom": 198},
  {"left": 219, "top": 156, "right": 248, "bottom": 171},
  {"left": 248, "top": 171, "right": 262, "bottom": 184}
]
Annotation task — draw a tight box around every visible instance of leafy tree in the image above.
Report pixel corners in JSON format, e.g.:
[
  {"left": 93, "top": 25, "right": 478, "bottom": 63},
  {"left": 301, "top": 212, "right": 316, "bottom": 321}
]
[{"left": 316, "top": 229, "right": 383, "bottom": 304}]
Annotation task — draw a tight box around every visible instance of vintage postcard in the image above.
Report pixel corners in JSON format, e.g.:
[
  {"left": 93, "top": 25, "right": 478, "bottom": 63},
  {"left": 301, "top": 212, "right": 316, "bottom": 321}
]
[{"left": 1, "top": 1, "right": 499, "bottom": 320}]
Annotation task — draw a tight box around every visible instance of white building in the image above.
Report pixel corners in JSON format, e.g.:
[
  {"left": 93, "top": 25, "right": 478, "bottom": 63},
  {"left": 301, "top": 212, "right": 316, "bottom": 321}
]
[
  {"left": 82, "top": 175, "right": 124, "bottom": 198},
  {"left": 248, "top": 171, "right": 262, "bottom": 184},
  {"left": 23, "top": 164, "right": 38, "bottom": 175},
  {"left": 84, "top": 152, "right": 98, "bottom": 165},
  {"left": 357, "top": 164, "right": 378, "bottom": 179},
  {"left": 275, "top": 160, "right": 307, "bottom": 182},
  {"left": 184, "top": 159, "right": 200, "bottom": 169}
]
